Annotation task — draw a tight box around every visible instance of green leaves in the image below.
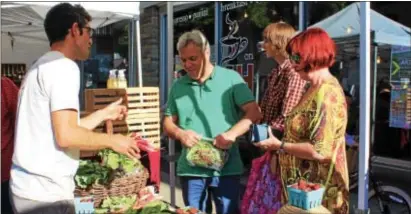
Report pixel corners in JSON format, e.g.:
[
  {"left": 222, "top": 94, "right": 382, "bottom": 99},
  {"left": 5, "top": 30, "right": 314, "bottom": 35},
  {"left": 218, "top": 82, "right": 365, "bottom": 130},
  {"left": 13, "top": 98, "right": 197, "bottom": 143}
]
[
  {"left": 74, "top": 160, "right": 111, "bottom": 189},
  {"left": 106, "top": 152, "right": 121, "bottom": 170},
  {"left": 99, "top": 149, "right": 144, "bottom": 174},
  {"left": 100, "top": 195, "right": 137, "bottom": 213},
  {"left": 137, "top": 201, "right": 172, "bottom": 214},
  {"left": 75, "top": 149, "right": 144, "bottom": 189}
]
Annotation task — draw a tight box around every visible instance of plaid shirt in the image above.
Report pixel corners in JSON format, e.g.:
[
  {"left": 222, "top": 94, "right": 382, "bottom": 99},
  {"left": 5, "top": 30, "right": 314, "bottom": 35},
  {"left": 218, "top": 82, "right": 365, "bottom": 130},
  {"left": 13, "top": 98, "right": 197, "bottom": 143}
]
[{"left": 260, "top": 59, "right": 307, "bottom": 132}]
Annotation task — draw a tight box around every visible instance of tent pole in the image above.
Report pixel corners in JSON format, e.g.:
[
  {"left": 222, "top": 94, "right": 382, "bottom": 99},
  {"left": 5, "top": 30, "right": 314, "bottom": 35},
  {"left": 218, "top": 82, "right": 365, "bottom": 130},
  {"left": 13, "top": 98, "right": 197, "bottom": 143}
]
[
  {"left": 371, "top": 44, "right": 378, "bottom": 147},
  {"left": 136, "top": 16, "right": 143, "bottom": 87},
  {"left": 167, "top": 1, "right": 176, "bottom": 208},
  {"left": 357, "top": 2, "right": 371, "bottom": 214},
  {"left": 298, "top": 2, "right": 305, "bottom": 31},
  {"left": 128, "top": 19, "right": 135, "bottom": 86}
]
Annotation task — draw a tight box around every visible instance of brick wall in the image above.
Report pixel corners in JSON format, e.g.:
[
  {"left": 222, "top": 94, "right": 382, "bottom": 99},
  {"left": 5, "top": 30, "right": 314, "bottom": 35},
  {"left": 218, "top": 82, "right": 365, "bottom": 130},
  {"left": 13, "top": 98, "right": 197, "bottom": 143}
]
[{"left": 140, "top": 6, "right": 160, "bottom": 86}]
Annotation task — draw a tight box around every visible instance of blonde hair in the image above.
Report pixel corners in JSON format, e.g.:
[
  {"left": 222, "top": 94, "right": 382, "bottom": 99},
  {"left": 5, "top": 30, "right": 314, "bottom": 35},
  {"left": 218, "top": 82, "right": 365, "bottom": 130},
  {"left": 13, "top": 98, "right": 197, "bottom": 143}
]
[
  {"left": 176, "top": 30, "right": 210, "bottom": 52},
  {"left": 263, "top": 22, "right": 296, "bottom": 58}
]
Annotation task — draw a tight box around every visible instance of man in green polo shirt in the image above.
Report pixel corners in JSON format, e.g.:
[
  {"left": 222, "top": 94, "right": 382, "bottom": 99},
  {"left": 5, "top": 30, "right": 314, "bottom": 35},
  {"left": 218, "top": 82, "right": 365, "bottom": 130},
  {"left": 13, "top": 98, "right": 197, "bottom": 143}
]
[{"left": 163, "top": 30, "right": 261, "bottom": 214}]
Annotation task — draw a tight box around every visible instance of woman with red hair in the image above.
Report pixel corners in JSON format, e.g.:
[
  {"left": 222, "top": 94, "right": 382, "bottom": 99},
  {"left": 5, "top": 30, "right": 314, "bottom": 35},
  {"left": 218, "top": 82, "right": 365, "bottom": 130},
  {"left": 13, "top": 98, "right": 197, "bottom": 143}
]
[{"left": 256, "top": 28, "right": 349, "bottom": 213}]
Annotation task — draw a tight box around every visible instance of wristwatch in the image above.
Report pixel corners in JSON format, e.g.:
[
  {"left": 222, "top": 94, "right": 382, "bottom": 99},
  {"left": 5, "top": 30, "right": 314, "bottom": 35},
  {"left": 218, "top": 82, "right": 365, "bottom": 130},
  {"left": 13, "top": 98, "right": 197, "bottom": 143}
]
[{"left": 277, "top": 141, "right": 286, "bottom": 154}]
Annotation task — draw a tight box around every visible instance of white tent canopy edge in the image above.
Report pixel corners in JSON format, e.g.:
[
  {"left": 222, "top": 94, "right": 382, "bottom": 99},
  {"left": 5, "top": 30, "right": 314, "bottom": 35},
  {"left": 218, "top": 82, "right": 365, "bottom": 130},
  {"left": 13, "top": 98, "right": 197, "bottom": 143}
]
[{"left": 1, "top": 1, "right": 143, "bottom": 86}]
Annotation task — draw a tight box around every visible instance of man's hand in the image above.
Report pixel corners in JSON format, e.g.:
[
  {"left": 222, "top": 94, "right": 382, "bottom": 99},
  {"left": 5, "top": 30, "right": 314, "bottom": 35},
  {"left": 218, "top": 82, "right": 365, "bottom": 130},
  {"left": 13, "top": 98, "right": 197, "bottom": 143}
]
[
  {"left": 213, "top": 132, "right": 236, "bottom": 150},
  {"left": 102, "top": 98, "right": 128, "bottom": 121},
  {"left": 109, "top": 134, "right": 141, "bottom": 160},
  {"left": 176, "top": 129, "right": 201, "bottom": 148}
]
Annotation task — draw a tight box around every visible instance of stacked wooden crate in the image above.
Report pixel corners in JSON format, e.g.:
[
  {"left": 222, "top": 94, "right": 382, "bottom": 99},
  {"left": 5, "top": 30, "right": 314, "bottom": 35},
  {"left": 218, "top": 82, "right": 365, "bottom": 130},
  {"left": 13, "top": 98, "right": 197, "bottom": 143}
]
[{"left": 84, "top": 87, "right": 161, "bottom": 148}]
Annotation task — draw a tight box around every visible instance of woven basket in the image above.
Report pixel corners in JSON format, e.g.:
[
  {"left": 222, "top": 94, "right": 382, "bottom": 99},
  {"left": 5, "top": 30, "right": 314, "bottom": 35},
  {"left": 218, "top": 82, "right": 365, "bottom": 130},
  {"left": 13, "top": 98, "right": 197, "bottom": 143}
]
[{"left": 74, "top": 168, "right": 149, "bottom": 207}]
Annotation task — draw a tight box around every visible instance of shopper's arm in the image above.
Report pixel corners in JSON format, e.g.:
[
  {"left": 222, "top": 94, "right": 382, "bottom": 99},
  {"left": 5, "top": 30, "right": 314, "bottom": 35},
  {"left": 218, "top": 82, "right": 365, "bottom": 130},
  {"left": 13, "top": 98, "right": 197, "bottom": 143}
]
[
  {"left": 163, "top": 115, "right": 182, "bottom": 141},
  {"left": 163, "top": 115, "right": 201, "bottom": 148},
  {"left": 254, "top": 127, "right": 328, "bottom": 162},
  {"left": 226, "top": 101, "right": 262, "bottom": 139}
]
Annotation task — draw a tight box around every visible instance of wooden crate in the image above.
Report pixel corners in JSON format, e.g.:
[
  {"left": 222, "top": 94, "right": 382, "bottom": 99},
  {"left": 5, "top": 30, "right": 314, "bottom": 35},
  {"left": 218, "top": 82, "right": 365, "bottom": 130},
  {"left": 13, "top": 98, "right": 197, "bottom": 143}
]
[{"left": 84, "top": 87, "right": 161, "bottom": 148}]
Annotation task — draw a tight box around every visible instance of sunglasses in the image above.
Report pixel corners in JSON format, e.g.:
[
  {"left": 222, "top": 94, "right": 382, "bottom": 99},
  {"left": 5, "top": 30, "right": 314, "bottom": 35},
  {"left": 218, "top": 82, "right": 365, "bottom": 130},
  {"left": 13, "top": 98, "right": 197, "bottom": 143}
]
[{"left": 289, "top": 53, "right": 301, "bottom": 64}]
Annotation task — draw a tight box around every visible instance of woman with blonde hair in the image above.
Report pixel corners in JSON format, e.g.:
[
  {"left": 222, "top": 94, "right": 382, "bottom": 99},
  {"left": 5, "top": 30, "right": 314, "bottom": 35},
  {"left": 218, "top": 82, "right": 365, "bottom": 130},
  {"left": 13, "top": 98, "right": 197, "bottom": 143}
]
[
  {"left": 241, "top": 22, "right": 307, "bottom": 214},
  {"left": 259, "top": 22, "right": 307, "bottom": 139}
]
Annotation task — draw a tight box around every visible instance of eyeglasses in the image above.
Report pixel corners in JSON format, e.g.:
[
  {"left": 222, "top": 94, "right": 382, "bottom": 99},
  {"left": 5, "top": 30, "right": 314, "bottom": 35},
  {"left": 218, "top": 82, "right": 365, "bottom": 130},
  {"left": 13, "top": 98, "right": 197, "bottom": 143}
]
[
  {"left": 289, "top": 53, "right": 301, "bottom": 64},
  {"left": 83, "top": 26, "right": 94, "bottom": 37}
]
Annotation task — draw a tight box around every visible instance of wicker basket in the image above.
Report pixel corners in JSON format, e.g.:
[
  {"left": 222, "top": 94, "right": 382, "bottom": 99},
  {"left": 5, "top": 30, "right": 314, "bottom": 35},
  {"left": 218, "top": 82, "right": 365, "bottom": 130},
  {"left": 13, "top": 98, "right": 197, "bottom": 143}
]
[{"left": 74, "top": 169, "right": 149, "bottom": 207}]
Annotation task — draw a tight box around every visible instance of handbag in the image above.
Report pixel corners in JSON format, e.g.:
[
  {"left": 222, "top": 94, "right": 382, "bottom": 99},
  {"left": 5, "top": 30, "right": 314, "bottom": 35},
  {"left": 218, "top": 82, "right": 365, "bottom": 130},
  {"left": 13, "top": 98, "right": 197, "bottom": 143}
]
[{"left": 241, "top": 152, "right": 283, "bottom": 214}]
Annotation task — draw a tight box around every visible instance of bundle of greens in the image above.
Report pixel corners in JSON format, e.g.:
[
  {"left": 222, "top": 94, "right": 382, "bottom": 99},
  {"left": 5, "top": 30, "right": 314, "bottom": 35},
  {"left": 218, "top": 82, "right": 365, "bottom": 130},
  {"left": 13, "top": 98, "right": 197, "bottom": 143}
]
[
  {"left": 128, "top": 200, "right": 172, "bottom": 214},
  {"left": 74, "top": 160, "right": 111, "bottom": 189},
  {"left": 186, "top": 139, "right": 229, "bottom": 171},
  {"left": 95, "top": 195, "right": 137, "bottom": 214},
  {"left": 98, "top": 149, "right": 144, "bottom": 175}
]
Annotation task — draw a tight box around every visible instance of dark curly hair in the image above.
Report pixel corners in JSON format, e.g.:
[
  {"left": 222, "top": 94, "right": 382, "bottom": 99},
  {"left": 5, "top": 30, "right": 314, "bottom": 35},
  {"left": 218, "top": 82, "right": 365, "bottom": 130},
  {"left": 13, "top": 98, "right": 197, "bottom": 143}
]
[{"left": 44, "top": 3, "right": 91, "bottom": 46}]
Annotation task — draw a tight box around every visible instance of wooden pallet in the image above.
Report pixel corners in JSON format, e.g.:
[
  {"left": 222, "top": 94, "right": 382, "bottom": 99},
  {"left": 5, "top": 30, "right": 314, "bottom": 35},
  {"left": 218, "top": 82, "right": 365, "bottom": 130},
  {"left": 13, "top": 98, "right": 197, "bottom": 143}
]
[{"left": 84, "top": 87, "right": 161, "bottom": 148}]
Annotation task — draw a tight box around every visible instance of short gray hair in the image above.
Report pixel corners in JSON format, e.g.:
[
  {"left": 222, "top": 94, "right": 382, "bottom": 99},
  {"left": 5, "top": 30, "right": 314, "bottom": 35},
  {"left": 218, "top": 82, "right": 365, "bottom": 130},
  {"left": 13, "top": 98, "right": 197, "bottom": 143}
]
[{"left": 176, "top": 30, "right": 210, "bottom": 52}]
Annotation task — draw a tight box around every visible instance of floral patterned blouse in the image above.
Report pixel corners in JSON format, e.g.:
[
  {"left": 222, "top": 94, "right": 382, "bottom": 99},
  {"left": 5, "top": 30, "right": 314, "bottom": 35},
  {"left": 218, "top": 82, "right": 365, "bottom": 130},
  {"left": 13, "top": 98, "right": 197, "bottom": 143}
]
[{"left": 278, "top": 77, "right": 349, "bottom": 214}]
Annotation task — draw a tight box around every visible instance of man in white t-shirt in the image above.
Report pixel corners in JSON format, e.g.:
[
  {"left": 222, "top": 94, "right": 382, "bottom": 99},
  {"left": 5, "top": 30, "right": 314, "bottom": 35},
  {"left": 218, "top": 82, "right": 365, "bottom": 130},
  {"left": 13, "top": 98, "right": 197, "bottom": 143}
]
[{"left": 9, "top": 3, "right": 141, "bottom": 214}]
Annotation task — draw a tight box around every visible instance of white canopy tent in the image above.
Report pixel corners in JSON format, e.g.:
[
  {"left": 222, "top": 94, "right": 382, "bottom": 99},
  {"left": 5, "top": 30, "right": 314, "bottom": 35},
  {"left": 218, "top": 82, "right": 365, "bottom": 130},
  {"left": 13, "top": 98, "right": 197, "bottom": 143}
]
[{"left": 1, "top": 1, "right": 143, "bottom": 86}]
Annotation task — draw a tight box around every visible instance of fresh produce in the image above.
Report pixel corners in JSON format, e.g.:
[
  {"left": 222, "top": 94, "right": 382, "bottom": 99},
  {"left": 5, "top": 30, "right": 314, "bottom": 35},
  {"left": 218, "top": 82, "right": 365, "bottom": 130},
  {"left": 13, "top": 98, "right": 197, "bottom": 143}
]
[
  {"left": 95, "top": 195, "right": 137, "bottom": 214},
  {"left": 122, "top": 200, "right": 172, "bottom": 214},
  {"left": 290, "top": 179, "right": 322, "bottom": 192},
  {"left": 186, "top": 139, "right": 229, "bottom": 171},
  {"left": 175, "top": 207, "right": 201, "bottom": 214},
  {"left": 99, "top": 149, "right": 144, "bottom": 174},
  {"left": 132, "top": 186, "right": 162, "bottom": 210},
  {"left": 74, "top": 160, "right": 111, "bottom": 189},
  {"left": 75, "top": 149, "right": 145, "bottom": 190}
]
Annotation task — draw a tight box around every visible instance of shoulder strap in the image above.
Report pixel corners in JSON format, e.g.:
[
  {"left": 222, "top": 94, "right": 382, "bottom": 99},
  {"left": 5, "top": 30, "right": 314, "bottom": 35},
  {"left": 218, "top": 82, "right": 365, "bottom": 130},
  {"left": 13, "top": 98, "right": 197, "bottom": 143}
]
[{"left": 324, "top": 139, "right": 343, "bottom": 189}]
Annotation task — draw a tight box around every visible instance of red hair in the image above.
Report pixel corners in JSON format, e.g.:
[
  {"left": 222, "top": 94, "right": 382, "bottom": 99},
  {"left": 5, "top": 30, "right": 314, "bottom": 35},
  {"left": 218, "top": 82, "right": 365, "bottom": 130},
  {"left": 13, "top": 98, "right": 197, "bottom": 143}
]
[{"left": 286, "top": 28, "right": 336, "bottom": 72}]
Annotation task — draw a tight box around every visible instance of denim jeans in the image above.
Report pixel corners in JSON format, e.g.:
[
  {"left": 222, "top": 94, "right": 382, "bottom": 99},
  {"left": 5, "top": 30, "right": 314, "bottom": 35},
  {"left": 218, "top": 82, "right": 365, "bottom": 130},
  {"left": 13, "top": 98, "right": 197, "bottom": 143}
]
[{"left": 180, "top": 175, "right": 241, "bottom": 214}]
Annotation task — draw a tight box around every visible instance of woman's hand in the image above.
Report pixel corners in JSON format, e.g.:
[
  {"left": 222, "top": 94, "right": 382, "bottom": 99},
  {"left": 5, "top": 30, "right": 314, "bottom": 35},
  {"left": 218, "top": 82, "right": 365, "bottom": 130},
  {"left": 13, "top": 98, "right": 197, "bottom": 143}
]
[
  {"left": 290, "top": 143, "right": 331, "bottom": 164},
  {"left": 254, "top": 126, "right": 281, "bottom": 151}
]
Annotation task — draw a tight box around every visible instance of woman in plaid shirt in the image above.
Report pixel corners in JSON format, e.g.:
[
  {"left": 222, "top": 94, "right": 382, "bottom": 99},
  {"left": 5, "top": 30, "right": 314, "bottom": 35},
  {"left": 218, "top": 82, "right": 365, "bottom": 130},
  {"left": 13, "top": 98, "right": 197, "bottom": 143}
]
[
  {"left": 259, "top": 22, "right": 307, "bottom": 140},
  {"left": 241, "top": 22, "right": 307, "bottom": 214}
]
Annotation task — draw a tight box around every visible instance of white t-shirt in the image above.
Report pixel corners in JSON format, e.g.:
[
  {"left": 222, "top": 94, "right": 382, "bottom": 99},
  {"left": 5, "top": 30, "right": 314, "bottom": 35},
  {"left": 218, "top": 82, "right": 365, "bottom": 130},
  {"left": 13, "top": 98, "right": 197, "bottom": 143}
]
[{"left": 10, "top": 51, "right": 81, "bottom": 202}]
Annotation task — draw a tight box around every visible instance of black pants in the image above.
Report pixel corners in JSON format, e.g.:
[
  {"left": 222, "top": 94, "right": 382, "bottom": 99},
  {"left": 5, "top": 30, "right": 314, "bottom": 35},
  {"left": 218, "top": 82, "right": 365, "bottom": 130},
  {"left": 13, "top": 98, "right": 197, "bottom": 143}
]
[{"left": 2, "top": 180, "right": 13, "bottom": 214}]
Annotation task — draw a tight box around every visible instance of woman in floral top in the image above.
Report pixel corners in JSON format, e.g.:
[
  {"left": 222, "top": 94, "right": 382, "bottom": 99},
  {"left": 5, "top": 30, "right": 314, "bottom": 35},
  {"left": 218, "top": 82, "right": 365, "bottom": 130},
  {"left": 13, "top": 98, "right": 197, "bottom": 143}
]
[{"left": 255, "top": 28, "right": 349, "bottom": 213}]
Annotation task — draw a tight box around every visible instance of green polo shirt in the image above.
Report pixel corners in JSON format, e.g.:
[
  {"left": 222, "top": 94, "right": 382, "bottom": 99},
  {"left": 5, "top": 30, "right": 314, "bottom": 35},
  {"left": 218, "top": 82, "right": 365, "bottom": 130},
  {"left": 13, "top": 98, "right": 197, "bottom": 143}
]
[{"left": 165, "top": 66, "right": 255, "bottom": 177}]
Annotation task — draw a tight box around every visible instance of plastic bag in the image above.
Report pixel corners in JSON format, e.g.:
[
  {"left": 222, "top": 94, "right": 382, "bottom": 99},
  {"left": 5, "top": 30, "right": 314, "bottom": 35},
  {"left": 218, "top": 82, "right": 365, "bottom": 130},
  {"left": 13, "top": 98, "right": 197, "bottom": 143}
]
[{"left": 186, "top": 138, "right": 229, "bottom": 171}]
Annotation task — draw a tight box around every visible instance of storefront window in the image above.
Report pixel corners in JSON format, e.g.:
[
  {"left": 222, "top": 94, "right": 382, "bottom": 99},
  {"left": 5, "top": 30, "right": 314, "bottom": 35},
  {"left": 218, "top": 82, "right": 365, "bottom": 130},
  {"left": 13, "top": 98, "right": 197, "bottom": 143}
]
[
  {"left": 173, "top": 3, "right": 215, "bottom": 72},
  {"left": 83, "top": 20, "right": 130, "bottom": 89},
  {"left": 219, "top": 1, "right": 298, "bottom": 96}
]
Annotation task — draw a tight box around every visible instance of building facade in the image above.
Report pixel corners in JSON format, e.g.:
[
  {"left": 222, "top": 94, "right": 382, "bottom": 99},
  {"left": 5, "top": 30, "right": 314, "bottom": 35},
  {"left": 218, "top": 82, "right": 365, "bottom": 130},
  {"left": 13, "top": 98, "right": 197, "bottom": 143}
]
[{"left": 139, "top": 1, "right": 411, "bottom": 183}]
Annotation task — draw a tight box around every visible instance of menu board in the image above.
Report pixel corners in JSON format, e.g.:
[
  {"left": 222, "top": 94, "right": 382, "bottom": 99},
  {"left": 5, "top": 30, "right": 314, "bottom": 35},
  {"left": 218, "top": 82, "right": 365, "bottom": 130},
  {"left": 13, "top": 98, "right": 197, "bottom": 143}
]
[
  {"left": 390, "top": 45, "right": 411, "bottom": 83},
  {"left": 389, "top": 84, "right": 411, "bottom": 129}
]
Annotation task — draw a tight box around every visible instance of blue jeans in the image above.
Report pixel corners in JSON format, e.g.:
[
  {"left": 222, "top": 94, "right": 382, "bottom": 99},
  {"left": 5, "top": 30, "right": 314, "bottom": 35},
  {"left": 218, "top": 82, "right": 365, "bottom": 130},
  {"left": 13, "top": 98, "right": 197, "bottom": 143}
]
[{"left": 181, "top": 176, "right": 240, "bottom": 214}]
